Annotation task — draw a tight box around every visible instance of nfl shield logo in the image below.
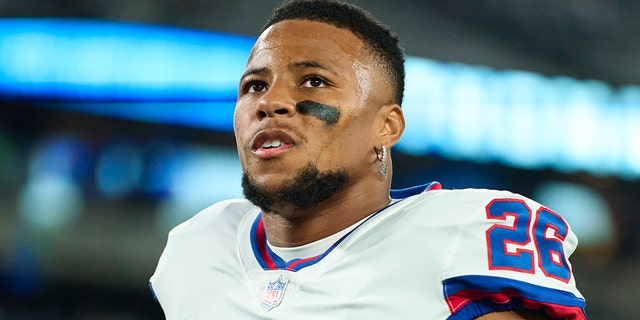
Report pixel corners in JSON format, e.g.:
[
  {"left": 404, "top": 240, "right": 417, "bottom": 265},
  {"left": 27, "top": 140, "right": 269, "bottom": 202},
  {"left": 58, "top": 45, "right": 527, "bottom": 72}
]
[{"left": 261, "top": 275, "right": 289, "bottom": 310}]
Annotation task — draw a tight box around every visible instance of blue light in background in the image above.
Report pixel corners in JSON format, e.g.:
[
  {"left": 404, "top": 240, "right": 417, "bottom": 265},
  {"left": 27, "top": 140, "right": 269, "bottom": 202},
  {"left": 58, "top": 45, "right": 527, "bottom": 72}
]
[
  {"left": 1, "top": 18, "right": 640, "bottom": 179},
  {"left": 153, "top": 145, "right": 243, "bottom": 231},
  {"left": 399, "top": 57, "right": 640, "bottom": 179},
  {"left": 139, "top": 142, "right": 190, "bottom": 198},
  {"left": 27, "top": 135, "right": 92, "bottom": 183},
  {"left": 95, "top": 139, "right": 144, "bottom": 199},
  {"left": 36, "top": 101, "right": 237, "bottom": 131},
  {"left": 18, "top": 173, "right": 83, "bottom": 232},
  {"left": 0, "top": 18, "right": 254, "bottom": 101},
  {"left": 19, "top": 136, "right": 88, "bottom": 231},
  {"left": 533, "top": 181, "right": 616, "bottom": 249},
  {"left": 622, "top": 105, "right": 640, "bottom": 177}
]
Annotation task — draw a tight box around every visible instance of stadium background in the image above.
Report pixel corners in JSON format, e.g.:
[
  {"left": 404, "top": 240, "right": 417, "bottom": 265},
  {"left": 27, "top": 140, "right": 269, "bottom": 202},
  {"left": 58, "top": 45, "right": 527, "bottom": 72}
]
[{"left": 1, "top": 0, "right": 639, "bottom": 319}]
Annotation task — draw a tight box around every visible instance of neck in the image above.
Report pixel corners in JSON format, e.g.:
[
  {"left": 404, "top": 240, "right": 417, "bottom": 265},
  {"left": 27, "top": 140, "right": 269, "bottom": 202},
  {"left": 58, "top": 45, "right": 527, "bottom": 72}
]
[{"left": 261, "top": 181, "right": 391, "bottom": 247}]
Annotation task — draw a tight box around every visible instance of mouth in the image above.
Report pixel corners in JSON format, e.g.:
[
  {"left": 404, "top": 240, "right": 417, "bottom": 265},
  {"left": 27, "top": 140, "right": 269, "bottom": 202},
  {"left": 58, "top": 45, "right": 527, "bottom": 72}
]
[{"left": 251, "top": 130, "right": 295, "bottom": 158}]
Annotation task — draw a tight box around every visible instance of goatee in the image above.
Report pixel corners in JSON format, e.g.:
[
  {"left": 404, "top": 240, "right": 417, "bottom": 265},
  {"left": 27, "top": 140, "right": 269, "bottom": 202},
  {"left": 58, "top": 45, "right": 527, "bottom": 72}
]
[{"left": 241, "top": 164, "right": 349, "bottom": 212}]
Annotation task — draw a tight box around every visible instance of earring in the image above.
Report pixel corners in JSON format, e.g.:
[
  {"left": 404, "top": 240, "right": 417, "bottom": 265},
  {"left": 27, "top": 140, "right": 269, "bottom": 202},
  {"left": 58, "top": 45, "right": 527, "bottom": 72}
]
[{"left": 377, "top": 145, "right": 387, "bottom": 178}]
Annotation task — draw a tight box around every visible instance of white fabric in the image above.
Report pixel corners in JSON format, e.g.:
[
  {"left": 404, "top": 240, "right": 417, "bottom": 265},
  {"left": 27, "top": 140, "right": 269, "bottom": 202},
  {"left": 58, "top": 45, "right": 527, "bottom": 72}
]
[
  {"left": 266, "top": 214, "right": 363, "bottom": 262},
  {"left": 150, "top": 188, "right": 585, "bottom": 319}
]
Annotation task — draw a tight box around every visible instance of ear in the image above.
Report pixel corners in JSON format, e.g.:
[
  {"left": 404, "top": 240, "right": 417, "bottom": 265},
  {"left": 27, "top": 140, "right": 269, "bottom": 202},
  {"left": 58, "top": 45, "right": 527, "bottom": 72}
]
[{"left": 376, "top": 103, "right": 405, "bottom": 147}]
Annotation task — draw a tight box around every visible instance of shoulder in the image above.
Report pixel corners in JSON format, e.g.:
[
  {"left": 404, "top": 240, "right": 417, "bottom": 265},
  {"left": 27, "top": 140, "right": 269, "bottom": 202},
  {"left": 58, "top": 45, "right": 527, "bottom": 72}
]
[
  {"left": 416, "top": 187, "right": 532, "bottom": 203},
  {"left": 168, "top": 198, "right": 257, "bottom": 237},
  {"left": 400, "top": 187, "right": 579, "bottom": 260},
  {"left": 413, "top": 189, "right": 586, "bottom": 319},
  {"left": 150, "top": 198, "right": 258, "bottom": 315},
  {"left": 156, "top": 198, "right": 258, "bottom": 260},
  {"left": 398, "top": 188, "right": 539, "bottom": 220}
]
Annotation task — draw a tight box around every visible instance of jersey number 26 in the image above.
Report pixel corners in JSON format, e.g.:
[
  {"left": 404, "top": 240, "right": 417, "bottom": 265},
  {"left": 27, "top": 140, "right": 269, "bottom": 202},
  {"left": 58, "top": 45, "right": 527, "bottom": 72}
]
[{"left": 485, "top": 199, "right": 572, "bottom": 283}]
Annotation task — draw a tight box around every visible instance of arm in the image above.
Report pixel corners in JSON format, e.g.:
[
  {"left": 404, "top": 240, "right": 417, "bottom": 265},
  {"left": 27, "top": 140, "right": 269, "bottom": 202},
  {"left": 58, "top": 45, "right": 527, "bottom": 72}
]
[
  {"left": 476, "top": 310, "right": 550, "bottom": 320},
  {"left": 440, "top": 190, "right": 586, "bottom": 320}
]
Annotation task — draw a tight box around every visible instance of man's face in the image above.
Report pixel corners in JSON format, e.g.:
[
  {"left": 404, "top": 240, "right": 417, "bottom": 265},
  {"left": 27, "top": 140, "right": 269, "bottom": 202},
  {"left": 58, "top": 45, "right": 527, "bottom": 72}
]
[{"left": 234, "top": 19, "right": 390, "bottom": 199}]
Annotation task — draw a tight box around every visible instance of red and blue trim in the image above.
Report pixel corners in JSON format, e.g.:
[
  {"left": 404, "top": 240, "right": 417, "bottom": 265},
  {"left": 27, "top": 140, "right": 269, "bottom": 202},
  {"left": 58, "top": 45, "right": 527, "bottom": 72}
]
[
  {"left": 390, "top": 181, "right": 441, "bottom": 198},
  {"left": 443, "top": 275, "right": 586, "bottom": 320},
  {"left": 250, "top": 216, "right": 349, "bottom": 271},
  {"left": 250, "top": 181, "right": 441, "bottom": 272}
]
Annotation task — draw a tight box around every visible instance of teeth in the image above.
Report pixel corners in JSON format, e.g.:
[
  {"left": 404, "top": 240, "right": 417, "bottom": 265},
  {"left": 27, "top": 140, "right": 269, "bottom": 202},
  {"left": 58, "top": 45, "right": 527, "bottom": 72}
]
[{"left": 261, "top": 139, "right": 283, "bottom": 149}]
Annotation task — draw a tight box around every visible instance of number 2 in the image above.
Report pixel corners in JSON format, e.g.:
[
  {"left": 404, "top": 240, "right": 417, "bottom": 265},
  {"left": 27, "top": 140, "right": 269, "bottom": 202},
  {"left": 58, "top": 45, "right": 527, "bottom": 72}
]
[{"left": 485, "top": 199, "right": 572, "bottom": 283}]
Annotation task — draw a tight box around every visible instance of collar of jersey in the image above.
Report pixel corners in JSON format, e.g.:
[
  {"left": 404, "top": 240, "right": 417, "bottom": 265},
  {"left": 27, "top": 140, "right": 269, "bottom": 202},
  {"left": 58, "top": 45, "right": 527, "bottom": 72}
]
[{"left": 249, "top": 181, "right": 441, "bottom": 272}]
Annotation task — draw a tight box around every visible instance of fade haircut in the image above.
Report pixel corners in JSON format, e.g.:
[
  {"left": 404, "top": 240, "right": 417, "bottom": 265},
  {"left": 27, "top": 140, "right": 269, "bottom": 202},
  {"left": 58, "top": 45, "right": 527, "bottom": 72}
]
[{"left": 262, "top": 0, "right": 405, "bottom": 106}]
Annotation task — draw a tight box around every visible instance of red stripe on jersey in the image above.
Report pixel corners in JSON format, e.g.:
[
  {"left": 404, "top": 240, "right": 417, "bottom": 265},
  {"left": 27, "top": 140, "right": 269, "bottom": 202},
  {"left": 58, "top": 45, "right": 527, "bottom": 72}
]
[
  {"left": 285, "top": 255, "right": 322, "bottom": 271},
  {"left": 255, "top": 218, "right": 278, "bottom": 270},
  {"left": 444, "top": 275, "right": 585, "bottom": 320},
  {"left": 446, "top": 288, "right": 585, "bottom": 319},
  {"left": 426, "top": 182, "right": 442, "bottom": 191}
]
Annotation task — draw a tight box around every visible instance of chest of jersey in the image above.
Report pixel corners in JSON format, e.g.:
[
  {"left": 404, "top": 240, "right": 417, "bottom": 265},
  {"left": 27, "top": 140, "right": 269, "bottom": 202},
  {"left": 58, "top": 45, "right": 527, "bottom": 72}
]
[
  {"left": 209, "top": 203, "right": 459, "bottom": 319},
  {"left": 151, "top": 191, "right": 586, "bottom": 320}
]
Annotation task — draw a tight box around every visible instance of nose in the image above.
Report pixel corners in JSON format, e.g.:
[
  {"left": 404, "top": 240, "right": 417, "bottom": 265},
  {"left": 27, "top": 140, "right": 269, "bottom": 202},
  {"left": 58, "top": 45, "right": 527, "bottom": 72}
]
[{"left": 256, "top": 84, "right": 296, "bottom": 120}]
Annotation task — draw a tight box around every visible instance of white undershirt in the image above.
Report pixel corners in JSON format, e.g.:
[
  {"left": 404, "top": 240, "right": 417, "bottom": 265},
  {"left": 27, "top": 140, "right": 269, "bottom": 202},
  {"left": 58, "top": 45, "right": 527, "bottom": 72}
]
[
  {"left": 267, "top": 215, "right": 368, "bottom": 262},
  {"left": 266, "top": 200, "right": 400, "bottom": 262}
]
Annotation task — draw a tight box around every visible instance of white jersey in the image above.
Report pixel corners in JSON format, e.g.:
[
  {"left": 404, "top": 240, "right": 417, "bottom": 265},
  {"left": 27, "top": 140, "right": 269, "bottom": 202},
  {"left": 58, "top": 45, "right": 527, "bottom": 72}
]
[{"left": 150, "top": 182, "right": 586, "bottom": 319}]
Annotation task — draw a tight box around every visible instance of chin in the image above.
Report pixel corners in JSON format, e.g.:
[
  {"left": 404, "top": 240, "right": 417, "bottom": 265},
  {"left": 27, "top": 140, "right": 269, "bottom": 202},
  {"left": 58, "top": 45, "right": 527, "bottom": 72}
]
[{"left": 247, "top": 172, "right": 289, "bottom": 190}]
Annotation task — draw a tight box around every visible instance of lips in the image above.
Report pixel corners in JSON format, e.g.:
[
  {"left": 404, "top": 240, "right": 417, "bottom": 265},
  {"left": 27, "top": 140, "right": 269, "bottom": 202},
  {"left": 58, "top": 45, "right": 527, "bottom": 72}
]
[{"left": 251, "top": 129, "right": 295, "bottom": 157}]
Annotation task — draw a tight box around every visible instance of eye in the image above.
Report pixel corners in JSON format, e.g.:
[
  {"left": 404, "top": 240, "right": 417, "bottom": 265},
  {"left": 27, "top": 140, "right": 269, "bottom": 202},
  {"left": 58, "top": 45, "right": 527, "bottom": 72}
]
[
  {"left": 301, "top": 76, "right": 328, "bottom": 88},
  {"left": 244, "top": 80, "right": 268, "bottom": 93}
]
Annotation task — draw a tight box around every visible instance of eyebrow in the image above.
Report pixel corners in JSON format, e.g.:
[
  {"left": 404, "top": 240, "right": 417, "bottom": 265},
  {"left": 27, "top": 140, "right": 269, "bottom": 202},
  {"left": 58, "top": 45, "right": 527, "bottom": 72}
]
[
  {"left": 290, "top": 60, "right": 338, "bottom": 75},
  {"left": 240, "top": 60, "right": 338, "bottom": 80},
  {"left": 240, "top": 67, "right": 268, "bottom": 79}
]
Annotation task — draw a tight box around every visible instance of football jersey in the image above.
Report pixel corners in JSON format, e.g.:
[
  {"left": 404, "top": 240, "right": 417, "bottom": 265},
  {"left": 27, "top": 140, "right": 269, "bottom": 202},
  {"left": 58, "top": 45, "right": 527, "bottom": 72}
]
[{"left": 150, "top": 182, "right": 586, "bottom": 319}]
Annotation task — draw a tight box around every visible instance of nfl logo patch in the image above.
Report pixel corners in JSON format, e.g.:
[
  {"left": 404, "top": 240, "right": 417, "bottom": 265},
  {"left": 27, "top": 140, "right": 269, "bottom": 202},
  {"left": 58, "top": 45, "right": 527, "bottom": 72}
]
[{"left": 261, "top": 275, "right": 289, "bottom": 310}]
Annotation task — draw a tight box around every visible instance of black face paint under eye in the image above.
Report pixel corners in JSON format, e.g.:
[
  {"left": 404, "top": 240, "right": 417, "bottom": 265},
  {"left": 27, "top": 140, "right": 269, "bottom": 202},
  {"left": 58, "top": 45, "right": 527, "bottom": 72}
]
[{"left": 295, "top": 100, "right": 341, "bottom": 125}]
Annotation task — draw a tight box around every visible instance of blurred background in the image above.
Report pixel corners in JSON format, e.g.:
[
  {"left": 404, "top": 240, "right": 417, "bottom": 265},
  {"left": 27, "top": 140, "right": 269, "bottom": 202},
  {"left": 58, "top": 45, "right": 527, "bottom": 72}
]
[{"left": 1, "top": 0, "right": 639, "bottom": 319}]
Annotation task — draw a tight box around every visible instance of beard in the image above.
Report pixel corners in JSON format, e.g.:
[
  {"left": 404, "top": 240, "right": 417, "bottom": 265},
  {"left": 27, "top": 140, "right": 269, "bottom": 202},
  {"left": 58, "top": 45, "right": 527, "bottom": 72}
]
[{"left": 241, "top": 163, "right": 349, "bottom": 212}]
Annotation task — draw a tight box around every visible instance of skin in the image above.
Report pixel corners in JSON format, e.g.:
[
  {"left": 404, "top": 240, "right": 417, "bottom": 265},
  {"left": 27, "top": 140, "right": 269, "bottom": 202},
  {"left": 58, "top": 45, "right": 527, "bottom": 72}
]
[
  {"left": 234, "top": 19, "right": 403, "bottom": 247},
  {"left": 234, "top": 19, "right": 549, "bottom": 320},
  {"left": 478, "top": 311, "right": 550, "bottom": 320}
]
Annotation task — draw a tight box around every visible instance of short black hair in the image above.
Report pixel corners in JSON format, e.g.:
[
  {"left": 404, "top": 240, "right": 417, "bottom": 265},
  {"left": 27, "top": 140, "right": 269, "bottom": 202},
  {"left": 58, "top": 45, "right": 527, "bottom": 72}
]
[{"left": 262, "top": 0, "right": 405, "bottom": 106}]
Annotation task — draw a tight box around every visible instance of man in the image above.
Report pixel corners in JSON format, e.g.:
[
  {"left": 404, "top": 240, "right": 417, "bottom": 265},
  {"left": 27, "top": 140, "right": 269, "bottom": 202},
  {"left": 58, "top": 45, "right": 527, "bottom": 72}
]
[{"left": 150, "top": 1, "right": 586, "bottom": 319}]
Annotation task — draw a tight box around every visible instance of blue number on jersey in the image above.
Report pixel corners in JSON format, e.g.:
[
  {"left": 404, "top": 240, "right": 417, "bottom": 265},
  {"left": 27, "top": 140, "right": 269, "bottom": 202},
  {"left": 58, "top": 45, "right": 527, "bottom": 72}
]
[
  {"left": 486, "top": 199, "right": 572, "bottom": 283},
  {"left": 534, "top": 208, "right": 572, "bottom": 282},
  {"left": 486, "top": 199, "right": 535, "bottom": 273}
]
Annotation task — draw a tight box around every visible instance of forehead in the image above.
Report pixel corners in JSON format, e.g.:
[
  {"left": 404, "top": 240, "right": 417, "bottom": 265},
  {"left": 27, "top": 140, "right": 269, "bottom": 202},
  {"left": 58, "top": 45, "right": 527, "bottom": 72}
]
[{"left": 247, "top": 19, "right": 368, "bottom": 68}]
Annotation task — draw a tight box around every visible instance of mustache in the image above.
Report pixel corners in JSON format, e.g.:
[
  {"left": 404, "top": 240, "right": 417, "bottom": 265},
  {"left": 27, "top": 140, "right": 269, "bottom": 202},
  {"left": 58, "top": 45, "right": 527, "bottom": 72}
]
[{"left": 295, "top": 100, "right": 340, "bottom": 125}]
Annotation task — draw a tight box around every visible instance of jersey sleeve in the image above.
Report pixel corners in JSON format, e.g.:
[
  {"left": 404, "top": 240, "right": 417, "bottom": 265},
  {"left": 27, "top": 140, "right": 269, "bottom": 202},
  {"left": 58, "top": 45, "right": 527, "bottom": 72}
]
[{"left": 440, "top": 190, "right": 586, "bottom": 320}]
